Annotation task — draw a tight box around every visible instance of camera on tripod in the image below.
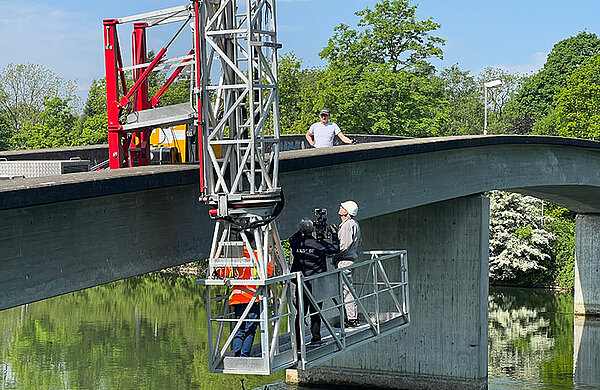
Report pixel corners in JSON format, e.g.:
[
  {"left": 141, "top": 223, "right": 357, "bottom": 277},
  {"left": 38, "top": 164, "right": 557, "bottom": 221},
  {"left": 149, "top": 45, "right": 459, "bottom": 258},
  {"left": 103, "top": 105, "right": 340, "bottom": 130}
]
[{"left": 313, "top": 208, "right": 329, "bottom": 240}]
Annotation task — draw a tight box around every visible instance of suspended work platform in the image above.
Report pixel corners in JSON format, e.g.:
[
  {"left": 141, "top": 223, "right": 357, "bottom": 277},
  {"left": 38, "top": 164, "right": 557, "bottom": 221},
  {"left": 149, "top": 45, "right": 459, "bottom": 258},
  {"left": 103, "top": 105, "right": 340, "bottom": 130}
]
[{"left": 197, "top": 250, "right": 410, "bottom": 375}]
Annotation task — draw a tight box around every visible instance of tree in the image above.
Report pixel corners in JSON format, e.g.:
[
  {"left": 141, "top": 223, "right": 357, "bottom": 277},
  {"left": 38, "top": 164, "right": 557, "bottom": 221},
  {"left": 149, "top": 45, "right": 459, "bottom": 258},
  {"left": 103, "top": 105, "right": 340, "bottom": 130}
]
[
  {"left": 478, "top": 67, "right": 523, "bottom": 134},
  {"left": 553, "top": 53, "right": 600, "bottom": 139},
  {"left": 0, "top": 111, "right": 11, "bottom": 150},
  {"left": 76, "top": 113, "right": 108, "bottom": 146},
  {"left": 313, "top": 0, "right": 447, "bottom": 136},
  {"left": 439, "top": 64, "right": 483, "bottom": 135},
  {"left": 320, "top": 0, "right": 444, "bottom": 73},
  {"left": 509, "top": 32, "right": 600, "bottom": 134},
  {"left": 278, "top": 52, "right": 304, "bottom": 133},
  {"left": 330, "top": 66, "right": 448, "bottom": 136},
  {"left": 76, "top": 79, "right": 108, "bottom": 146},
  {"left": 82, "top": 79, "right": 106, "bottom": 119},
  {"left": 0, "top": 63, "right": 77, "bottom": 133},
  {"left": 11, "top": 97, "right": 79, "bottom": 149},
  {"left": 544, "top": 204, "right": 575, "bottom": 291},
  {"left": 489, "top": 191, "right": 555, "bottom": 284}
]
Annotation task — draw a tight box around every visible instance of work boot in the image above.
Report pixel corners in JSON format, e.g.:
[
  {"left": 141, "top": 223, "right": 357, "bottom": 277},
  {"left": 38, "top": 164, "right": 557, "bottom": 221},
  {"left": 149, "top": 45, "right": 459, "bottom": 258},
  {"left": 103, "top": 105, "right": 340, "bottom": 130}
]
[
  {"left": 307, "top": 339, "right": 325, "bottom": 348},
  {"left": 344, "top": 319, "right": 359, "bottom": 328}
]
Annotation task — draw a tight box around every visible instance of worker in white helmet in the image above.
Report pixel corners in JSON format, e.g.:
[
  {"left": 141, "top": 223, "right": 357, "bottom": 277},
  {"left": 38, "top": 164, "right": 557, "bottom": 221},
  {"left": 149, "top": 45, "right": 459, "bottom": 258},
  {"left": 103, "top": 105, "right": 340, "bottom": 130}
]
[{"left": 333, "top": 200, "right": 362, "bottom": 328}]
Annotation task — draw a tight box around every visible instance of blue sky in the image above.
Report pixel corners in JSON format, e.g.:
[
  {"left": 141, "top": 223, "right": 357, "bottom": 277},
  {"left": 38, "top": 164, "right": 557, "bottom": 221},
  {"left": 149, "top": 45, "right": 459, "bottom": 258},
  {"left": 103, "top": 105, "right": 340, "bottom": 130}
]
[{"left": 1, "top": 0, "right": 600, "bottom": 100}]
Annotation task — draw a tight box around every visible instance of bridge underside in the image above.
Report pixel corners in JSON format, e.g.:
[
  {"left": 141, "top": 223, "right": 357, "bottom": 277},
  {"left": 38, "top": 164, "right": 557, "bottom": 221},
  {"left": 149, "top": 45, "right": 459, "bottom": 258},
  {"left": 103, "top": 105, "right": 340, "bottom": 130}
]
[{"left": 2, "top": 136, "right": 600, "bottom": 388}]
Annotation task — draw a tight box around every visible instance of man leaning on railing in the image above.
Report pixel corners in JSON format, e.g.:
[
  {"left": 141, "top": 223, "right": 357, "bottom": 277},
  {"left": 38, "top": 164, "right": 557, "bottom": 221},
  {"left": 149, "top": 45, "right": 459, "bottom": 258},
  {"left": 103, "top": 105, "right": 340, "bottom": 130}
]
[{"left": 305, "top": 109, "right": 357, "bottom": 148}]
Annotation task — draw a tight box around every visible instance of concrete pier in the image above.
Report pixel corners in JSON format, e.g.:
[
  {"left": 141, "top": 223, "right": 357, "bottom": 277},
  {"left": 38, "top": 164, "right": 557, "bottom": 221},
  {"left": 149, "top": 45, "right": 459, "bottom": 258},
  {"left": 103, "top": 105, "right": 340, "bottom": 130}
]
[
  {"left": 288, "top": 195, "right": 490, "bottom": 390},
  {"left": 574, "top": 316, "right": 600, "bottom": 386},
  {"left": 575, "top": 214, "right": 600, "bottom": 316}
]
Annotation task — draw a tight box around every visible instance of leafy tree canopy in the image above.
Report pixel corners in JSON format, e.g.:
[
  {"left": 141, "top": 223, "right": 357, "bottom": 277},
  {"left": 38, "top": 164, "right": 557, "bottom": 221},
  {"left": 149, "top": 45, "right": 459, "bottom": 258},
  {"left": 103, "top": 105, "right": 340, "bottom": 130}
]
[
  {"left": 317, "top": 64, "right": 447, "bottom": 136},
  {"left": 0, "top": 111, "right": 11, "bottom": 151},
  {"left": 11, "top": 97, "right": 78, "bottom": 149},
  {"left": 83, "top": 78, "right": 106, "bottom": 119},
  {"left": 320, "top": 0, "right": 444, "bottom": 74},
  {"left": 303, "top": 0, "right": 449, "bottom": 136},
  {"left": 0, "top": 63, "right": 77, "bottom": 133},
  {"left": 278, "top": 52, "right": 325, "bottom": 134},
  {"left": 553, "top": 52, "right": 600, "bottom": 139},
  {"left": 489, "top": 191, "right": 555, "bottom": 284},
  {"left": 510, "top": 31, "right": 600, "bottom": 133}
]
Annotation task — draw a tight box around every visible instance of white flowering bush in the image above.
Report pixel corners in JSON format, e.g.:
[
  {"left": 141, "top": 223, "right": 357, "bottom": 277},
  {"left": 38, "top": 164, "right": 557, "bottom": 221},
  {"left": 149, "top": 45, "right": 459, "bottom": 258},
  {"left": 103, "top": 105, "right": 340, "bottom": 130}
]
[{"left": 488, "top": 191, "right": 555, "bottom": 282}]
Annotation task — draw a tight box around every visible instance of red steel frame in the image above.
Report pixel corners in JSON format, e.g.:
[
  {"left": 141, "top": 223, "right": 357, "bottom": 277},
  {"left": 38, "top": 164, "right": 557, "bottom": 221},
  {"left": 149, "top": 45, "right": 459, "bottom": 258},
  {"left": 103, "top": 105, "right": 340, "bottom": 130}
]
[{"left": 102, "top": 5, "right": 205, "bottom": 182}]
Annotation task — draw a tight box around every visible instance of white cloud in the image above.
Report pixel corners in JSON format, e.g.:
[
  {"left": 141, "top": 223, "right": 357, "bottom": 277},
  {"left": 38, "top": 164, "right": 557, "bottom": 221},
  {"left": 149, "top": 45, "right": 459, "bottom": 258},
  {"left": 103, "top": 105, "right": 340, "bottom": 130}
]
[{"left": 491, "top": 51, "right": 548, "bottom": 76}]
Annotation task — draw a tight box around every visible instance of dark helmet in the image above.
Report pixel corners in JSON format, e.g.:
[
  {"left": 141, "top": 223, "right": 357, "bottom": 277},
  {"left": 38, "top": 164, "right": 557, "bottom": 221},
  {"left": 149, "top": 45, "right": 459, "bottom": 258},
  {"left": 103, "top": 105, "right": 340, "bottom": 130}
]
[{"left": 299, "top": 219, "right": 314, "bottom": 235}]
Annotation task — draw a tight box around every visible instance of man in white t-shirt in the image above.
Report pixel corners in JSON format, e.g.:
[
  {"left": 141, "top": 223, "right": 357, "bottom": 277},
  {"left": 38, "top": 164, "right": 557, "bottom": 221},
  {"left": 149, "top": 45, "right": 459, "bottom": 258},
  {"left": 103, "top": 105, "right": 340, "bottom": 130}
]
[{"left": 305, "top": 109, "right": 356, "bottom": 148}]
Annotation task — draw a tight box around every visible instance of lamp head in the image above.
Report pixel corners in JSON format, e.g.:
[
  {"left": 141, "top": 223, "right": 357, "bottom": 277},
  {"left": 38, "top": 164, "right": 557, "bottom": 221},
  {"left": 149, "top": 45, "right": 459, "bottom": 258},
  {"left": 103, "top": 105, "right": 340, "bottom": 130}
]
[{"left": 484, "top": 79, "right": 503, "bottom": 88}]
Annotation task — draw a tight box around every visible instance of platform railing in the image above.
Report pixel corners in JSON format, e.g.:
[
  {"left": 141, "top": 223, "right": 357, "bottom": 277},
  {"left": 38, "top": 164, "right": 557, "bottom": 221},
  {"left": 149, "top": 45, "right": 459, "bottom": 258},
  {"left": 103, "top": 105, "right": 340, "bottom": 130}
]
[
  {"left": 198, "top": 249, "right": 409, "bottom": 375},
  {"left": 199, "top": 273, "right": 298, "bottom": 375},
  {"left": 296, "top": 250, "right": 410, "bottom": 369}
]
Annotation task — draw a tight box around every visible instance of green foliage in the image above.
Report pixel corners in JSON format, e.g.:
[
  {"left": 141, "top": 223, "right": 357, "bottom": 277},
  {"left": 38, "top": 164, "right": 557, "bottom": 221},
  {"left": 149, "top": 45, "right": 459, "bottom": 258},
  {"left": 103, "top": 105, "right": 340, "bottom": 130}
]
[
  {"left": 321, "top": 0, "right": 444, "bottom": 73},
  {"left": 76, "top": 79, "right": 108, "bottom": 146},
  {"left": 11, "top": 97, "right": 79, "bottom": 149},
  {"left": 76, "top": 112, "right": 108, "bottom": 146},
  {"left": 0, "top": 63, "right": 77, "bottom": 134},
  {"left": 510, "top": 31, "right": 600, "bottom": 134},
  {"left": 0, "top": 111, "right": 12, "bottom": 150},
  {"left": 83, "top": 79, "right": 106, "bottom": 119},
  {"left": 438, "top": 64, "right": 483, "bottom": 135},
  {"left": 149, "top": 77, "right": 190, "bottom": 107},
  {"left": 289, "top": 0, "right": 448, "bottom": 136},
  {"left": 544, "top": 204, "right": 575, "bottom": 291},
  {"left": 277, "top": 0, "right": 448, "bottom": 136},
  {"left": 531, "top": 109, "right": 559, "bottom": 135},
  {"left": 479, "top": 68, "right": 523, "bottom": 134},
  {"left": 553, "top": 53, "right": 600, "bottom": 139},
  {"left": 278, "top": 52, "right": 323, "bottom": 133},
  {"left": 317, "top": 64, "right": 448, "bottom": 136}
]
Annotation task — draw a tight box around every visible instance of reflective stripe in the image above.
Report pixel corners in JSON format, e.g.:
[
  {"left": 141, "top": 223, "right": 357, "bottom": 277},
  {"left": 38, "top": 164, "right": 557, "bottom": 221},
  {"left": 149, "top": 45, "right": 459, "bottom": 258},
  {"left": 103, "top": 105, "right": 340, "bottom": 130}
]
[{"left": 229, "top": 285, "right": 257, "bottom": 305}]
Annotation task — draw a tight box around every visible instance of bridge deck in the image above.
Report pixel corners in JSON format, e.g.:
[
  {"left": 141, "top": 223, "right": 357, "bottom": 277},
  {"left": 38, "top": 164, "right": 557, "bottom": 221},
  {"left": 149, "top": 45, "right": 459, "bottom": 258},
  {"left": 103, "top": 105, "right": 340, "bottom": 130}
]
[
  {"left": 3, "top": 135, "right": 600, "bottom": 212},
  {"left": 3, "top": 135, "right": 600, "bottom": 311}
]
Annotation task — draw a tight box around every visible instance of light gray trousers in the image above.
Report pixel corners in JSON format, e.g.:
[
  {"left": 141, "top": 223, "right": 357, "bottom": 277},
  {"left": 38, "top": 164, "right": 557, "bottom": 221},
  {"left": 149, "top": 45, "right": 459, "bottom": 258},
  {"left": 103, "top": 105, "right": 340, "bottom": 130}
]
[{"left": 337, "top": 260, "right": 357, "bottom": 321}]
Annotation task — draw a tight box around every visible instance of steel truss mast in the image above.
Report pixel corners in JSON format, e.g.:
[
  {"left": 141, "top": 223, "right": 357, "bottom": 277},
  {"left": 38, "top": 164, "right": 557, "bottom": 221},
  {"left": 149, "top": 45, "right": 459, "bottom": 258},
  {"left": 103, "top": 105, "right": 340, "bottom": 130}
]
[{"left": 103, "top": 0, "right": 410, "bottom": 376}]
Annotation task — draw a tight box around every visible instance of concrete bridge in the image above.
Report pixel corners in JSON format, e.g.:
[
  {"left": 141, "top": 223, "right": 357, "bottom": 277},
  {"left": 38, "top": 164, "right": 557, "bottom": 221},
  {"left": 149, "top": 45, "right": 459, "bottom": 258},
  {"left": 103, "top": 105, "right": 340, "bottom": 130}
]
[{"left": 2, "top": 135, "right": 600, "bottom": 389}]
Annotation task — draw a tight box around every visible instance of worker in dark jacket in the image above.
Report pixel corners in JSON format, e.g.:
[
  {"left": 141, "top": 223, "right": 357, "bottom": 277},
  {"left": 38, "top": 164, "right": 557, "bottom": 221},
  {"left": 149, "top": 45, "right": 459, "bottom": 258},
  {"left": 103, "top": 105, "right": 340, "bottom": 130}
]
[{"left": 290, "top": 219, "right": 339, "bottom": 346}]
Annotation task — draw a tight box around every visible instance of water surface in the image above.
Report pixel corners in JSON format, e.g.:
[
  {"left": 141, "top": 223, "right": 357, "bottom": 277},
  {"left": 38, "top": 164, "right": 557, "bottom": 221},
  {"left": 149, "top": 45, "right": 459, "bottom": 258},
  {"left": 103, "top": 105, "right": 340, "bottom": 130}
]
[{"left": 0, "top": 276, "right": 598, "bottom": 389}]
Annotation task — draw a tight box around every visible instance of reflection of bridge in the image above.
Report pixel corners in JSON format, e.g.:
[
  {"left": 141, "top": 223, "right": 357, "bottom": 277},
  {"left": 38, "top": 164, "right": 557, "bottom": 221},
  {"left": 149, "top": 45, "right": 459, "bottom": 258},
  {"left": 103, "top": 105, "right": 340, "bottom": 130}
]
[{"left": 1, "top": 135, "right": 600, "bottom": 389}]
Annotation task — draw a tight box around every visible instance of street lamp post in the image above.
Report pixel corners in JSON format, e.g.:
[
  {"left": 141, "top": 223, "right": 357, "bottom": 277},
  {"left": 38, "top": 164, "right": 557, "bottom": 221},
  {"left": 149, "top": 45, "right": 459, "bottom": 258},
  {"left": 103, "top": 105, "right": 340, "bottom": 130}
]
[{"left": 484, "top": 79, "right": 502, "bottom": 135}]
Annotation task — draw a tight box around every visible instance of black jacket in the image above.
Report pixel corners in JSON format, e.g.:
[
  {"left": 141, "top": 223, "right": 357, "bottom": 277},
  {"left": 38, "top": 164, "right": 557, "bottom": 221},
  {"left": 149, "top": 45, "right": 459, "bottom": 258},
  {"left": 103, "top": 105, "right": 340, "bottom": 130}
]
[{"left": 289, "top": 231, "right": 339, "bottom": 277}]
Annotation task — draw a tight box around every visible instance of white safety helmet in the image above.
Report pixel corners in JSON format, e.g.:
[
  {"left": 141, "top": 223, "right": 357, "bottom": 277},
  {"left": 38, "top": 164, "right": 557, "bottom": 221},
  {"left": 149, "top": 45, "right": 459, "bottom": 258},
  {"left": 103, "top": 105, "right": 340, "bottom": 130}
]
[{"left": 340, "top": 200, "right": 358, "bottom": 217}]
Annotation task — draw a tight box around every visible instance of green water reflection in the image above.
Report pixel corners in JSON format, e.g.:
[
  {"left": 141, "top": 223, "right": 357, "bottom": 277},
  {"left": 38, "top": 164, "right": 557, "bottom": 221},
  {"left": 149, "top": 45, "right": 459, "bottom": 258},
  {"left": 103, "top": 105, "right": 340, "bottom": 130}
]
[
  {"left": 0, "top": 274, "right": 283, "bottom": 390},
  {"left": 488, "top": 287, "right": 575, "bottom": 389},
  {"left": 1, "top": 276, "right": 597, "bottom": 389}
]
